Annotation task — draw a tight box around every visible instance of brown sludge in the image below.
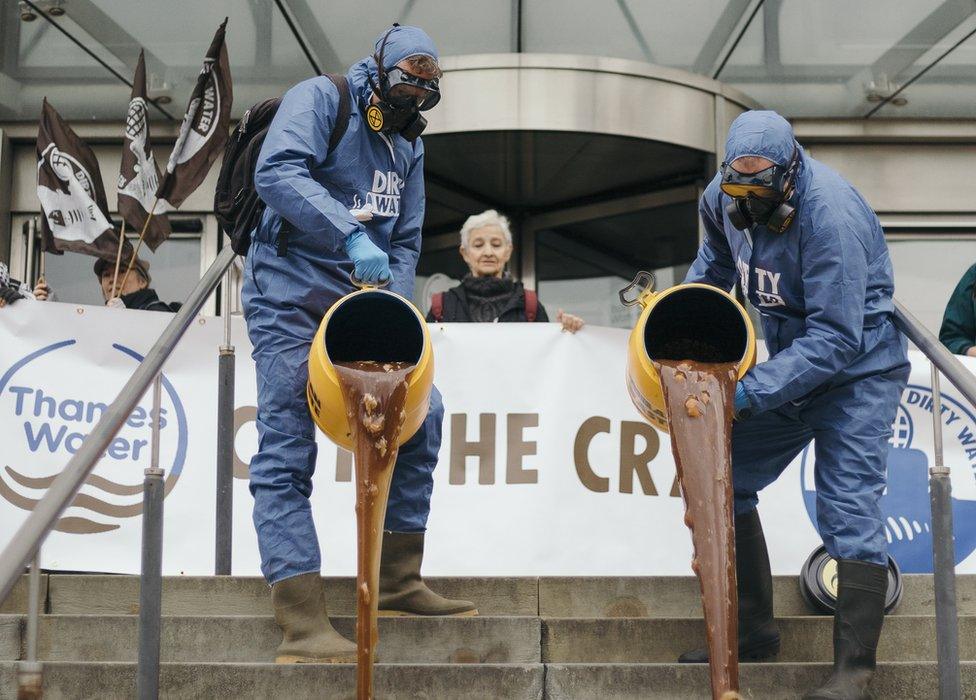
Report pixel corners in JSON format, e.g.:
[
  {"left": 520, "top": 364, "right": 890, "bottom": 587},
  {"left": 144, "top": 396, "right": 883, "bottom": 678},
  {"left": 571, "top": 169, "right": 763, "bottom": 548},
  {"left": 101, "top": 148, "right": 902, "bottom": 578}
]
[
  {"left": 657, "top": 357, "right": 741, "bottom": 700},
  {"left": 334, "top": 360, "right": 415, "bottom": 700}
]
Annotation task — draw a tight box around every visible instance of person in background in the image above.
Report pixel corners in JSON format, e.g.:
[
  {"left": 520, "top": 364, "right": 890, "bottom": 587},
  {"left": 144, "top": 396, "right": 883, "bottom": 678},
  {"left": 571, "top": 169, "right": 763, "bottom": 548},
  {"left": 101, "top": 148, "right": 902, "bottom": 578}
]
[
  {"left": 427, "top": 209, "right": 585, "bottom": 331},
  {"left": 0, "top": 261, "right": 38, "bottom": 308},
  {"left": 939, "top": 263, "right": 976, "bottom": 356},
  {"left": 92, "top": 257, "right": 180, "bottom": 312},
  {"left": 31, "top": 257, "right": 179, "bottom": 312}
]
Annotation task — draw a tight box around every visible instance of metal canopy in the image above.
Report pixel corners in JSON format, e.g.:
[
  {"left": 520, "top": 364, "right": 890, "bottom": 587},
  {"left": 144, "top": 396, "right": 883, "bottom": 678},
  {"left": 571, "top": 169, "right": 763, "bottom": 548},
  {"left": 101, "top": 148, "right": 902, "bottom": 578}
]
[{"left": 0, "top": 1, "right": 974, "bottom": 121}]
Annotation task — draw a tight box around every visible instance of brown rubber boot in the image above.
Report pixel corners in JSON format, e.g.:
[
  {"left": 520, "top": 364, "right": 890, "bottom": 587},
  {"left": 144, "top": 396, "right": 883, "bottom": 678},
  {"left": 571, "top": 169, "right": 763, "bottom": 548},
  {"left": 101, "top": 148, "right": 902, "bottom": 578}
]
[
  {"left": 271, "top": 572, "right": 357, "bottom": 663},
  {"left": 378, "top": 531, "right": 478, "bottom": 616}
]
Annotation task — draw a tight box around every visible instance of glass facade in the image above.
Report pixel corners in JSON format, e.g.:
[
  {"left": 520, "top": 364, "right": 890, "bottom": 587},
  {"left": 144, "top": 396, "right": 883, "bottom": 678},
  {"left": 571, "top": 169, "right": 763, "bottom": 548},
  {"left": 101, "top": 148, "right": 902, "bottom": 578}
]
[
  {"left": 2, "top": 0, "right": 974, "bottom": 341},
  {"left": 1, "top": 1, "right": 974, "bottom": 121},
  {"left": 887, "top": 236, "right": 976, "bottom": 333},
  {"left": 42, "top": 235, "right": 202, "bottom": 308}
]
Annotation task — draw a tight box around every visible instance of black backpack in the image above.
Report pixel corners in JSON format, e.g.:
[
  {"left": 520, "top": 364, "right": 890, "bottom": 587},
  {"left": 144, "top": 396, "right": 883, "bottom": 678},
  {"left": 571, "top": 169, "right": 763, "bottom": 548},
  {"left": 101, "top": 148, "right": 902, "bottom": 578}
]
[{"left": 214, "top": 73, "right": 352, "bottom": 256}]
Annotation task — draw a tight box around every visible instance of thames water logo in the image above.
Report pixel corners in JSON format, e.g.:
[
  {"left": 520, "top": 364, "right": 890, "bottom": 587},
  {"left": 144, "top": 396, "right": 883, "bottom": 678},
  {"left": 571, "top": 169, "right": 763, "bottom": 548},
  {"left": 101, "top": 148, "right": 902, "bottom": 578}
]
[
  {"left": 0, "top": 339, "right": 188, "bottom": 534},
  {"left": 801, "top": 384, "right": 976, "bottom": 573}
]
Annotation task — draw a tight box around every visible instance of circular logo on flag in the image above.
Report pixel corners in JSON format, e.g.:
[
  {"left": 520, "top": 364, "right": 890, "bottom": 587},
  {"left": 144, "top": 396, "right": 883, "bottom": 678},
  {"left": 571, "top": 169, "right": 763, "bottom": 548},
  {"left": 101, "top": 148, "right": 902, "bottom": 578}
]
[
  {"left": 43, "top": 144, "right": 97, "bottom": 200},
  {"left": 124, "top": 97, "right": 148, "bottom": 143},
  {"left": 366, "top": 105, "right": 384, "bottom": 132},
  {"left": 0, "top": 339, "right": 188, "bottom": 534},
  {"left": 800, "top": 384, "right": 976, "bottom": 573}
]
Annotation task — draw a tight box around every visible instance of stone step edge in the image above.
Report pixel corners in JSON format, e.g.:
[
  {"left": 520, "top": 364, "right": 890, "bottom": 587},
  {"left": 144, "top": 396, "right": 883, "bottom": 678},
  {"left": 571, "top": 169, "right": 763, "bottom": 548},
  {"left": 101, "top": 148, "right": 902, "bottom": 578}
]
[
  {"left": 35, "top": 574, "right": 975, "bottom": 582},
  {"left": 1, "top": 613, "right": 964, "bottom": 622},
  {"left": 2, "top": 660, "right": 971, "bottom": 669}
]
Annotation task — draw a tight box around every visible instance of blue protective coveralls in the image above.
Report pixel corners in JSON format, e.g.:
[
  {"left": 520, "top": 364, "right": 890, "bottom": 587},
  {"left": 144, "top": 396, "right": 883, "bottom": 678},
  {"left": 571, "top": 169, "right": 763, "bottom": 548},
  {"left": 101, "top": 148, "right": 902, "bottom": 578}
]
[
  {"left": 686, "top": 111, "right": 910, "bottom": 565},
  {"left": 241, "top": 26, "right": 443, "bottom": 584}
]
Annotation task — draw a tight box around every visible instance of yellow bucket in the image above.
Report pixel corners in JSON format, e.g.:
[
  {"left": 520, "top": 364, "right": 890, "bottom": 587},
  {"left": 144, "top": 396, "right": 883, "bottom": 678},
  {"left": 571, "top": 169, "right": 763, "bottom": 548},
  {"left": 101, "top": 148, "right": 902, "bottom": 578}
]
[
  {"left": 307, "top": 288, "right": 434, "bottom": 451},
  {"left": 622, "top": 271, "right": 756, "bottom": 433}
]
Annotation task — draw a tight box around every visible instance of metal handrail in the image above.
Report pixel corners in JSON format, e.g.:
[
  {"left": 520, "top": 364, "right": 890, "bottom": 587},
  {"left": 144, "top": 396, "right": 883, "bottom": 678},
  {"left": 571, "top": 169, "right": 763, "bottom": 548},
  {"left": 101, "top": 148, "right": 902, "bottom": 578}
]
[
  {"left": 0, "top": 245, "right": 236, "bottom": 605},
  {"left": 892, "top": 298, "right": 964, "bottom": 700}
]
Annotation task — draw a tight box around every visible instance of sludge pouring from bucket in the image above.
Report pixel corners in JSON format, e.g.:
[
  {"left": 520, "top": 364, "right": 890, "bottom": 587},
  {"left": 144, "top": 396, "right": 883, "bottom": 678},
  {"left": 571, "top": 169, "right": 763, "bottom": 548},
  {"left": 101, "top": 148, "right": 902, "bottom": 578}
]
[
  {"left": 621, "top": 271, "right": 756, "bottom": 700},
  {"left": 307, "top": 285, "right": 433, "bottom": 700}
]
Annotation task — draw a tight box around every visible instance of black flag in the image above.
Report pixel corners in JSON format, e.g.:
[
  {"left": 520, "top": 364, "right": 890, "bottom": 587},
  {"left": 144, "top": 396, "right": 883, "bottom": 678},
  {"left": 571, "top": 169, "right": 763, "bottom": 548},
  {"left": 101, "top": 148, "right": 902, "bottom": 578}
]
[
  {"left": 36, "top": 98, "right": 122, "bottom": 261},
  {"left": 156, "top": 18, "right": 233, "bottom": 210},
  {"left": 118, "top": 50, "right": 172, "bottom": 251}
]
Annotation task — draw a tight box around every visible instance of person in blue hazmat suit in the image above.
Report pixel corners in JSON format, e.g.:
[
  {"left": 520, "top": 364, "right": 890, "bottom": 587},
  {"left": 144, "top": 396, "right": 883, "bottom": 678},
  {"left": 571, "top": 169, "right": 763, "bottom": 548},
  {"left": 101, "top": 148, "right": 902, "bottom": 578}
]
[
  {"left": 678, "top": 111, "right": 909, "bottom": 700},
  {"left": 242, "top": 25, "right": 476, "bottom": 664}
]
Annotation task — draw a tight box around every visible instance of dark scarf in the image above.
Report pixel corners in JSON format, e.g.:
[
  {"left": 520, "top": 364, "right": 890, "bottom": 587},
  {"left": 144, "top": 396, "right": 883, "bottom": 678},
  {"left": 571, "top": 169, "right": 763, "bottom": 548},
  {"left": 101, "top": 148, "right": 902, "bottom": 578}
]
[
  {"left": 120, "top": 287, "right": 175, "bottom": 312},
  {"left": 461, "top": 274, "right": 518, "bottom": 322}
]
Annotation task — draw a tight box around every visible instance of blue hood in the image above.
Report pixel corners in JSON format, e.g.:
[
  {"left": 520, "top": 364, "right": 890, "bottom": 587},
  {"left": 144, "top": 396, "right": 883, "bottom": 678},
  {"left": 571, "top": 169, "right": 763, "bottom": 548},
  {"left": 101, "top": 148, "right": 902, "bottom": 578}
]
[
  {"left": 347, "top": 25, "right": 439, "bottom": 107},
  {"left": 724, "top": 110, "right": 803, "bottom": 168}
]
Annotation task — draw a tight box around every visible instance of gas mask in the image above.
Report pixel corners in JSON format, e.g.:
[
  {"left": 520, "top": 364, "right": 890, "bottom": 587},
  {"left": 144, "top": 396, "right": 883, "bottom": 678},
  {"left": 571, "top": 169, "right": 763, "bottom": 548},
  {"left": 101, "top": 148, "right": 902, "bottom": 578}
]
[
  {"left": 365, "top": 25, "right": 441, "bottom": 141},
  {"left": 720, "top": 150, "right": 799, "bottom": 233}
]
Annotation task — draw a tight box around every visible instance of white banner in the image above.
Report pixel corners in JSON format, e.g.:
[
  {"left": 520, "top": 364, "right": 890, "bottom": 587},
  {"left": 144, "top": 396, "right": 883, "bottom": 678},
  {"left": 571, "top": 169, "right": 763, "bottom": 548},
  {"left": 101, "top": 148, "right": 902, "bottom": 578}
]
[{"left": 1, "top": 302, "right": 975, "bottom": 577}]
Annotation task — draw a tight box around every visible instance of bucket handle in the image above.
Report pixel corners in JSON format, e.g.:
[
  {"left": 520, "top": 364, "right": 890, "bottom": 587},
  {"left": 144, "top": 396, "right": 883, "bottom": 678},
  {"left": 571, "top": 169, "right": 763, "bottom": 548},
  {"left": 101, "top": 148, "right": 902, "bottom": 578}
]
[
  {"left": 618, "top": 271, "right": 656, "bottom": 308},
  {"left": 350, "top": 273, "right": 391, "bottom": 290}
]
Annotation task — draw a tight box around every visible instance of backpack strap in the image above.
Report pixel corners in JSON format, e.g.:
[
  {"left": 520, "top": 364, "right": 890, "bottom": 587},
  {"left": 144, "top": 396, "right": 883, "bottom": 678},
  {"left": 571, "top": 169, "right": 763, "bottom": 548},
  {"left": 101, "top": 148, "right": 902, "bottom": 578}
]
[
  {"left": 524, "top": 289, "right": 538, "bottom": 322},
  {"left": 325, "top": 74, "right": 351, "bottom": 152},
  {"left": 430, "top": 292, "right": 445, "bottom": 322}
]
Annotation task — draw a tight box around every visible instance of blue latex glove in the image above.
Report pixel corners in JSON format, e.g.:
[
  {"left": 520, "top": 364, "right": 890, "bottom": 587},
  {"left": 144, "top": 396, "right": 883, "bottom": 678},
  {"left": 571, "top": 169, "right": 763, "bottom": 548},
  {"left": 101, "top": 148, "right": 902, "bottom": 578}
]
[
  {"left": 344, "top": 230, "right": 392, "bottom": 286},
  {"left": 734, "top": 382, "right": 751, "bottom": 419}
]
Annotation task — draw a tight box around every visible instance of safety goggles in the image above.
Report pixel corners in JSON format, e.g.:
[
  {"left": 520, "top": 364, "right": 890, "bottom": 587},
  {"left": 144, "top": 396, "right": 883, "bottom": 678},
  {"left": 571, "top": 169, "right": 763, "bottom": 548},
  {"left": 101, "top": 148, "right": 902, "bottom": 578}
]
[
  {"left": 719, "top": 161, "right": 790, "bottom": 200},
  {"left": 383, "top": 67, "right": 440, "bottom": 111}
]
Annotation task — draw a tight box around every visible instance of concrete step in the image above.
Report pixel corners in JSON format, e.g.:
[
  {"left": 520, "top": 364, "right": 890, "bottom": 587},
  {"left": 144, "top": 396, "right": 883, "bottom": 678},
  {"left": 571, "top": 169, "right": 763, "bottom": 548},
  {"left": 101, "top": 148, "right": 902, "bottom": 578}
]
[
  {"left": 43, "top": 575, "right": 537, "bottom": 617},
  {"left": 3, "top": 612, "right": 970, "bottom": 665},
  {"left": 0, "top": 661, "right": 969, "bottom": 699},
  {"left": 544, "top": 662, "right": 976, "bottom": 699},
  {"left": 0, "top": 575, "right": 47, "bottom": 615},
  {"left": 0, "top": 661, "right": 545, "bottom": 700},
  {"left": 0, "top": 615, "right": 541, "bottom": 664},
  {"left": 538, "top": 574, "right": 976, "bottom": 618},
  {"left": 18, "top": 573, "right": 973, "bottom": 618},
  {"left": 542, "top": 615, "right": 976, "bottom": 663}
]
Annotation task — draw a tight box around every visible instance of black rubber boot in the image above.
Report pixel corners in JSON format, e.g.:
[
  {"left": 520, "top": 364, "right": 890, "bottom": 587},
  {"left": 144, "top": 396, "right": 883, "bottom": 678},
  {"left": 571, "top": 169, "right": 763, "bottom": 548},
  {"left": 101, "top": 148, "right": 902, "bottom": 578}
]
[
  {"left": 803, "top": 559, "right": 887, "bottom": 700},
  {"left": 678, "top": 508, "right": 781, "bottom": 663}
]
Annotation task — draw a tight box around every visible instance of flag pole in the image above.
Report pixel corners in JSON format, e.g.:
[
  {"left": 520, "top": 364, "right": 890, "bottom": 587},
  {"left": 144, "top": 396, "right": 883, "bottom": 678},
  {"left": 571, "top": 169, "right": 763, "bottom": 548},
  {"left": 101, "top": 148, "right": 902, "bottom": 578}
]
[
  {"left": 35, "top": 219, "right": 46, "bottom": 289},
  {"left": 110, "top": 220, "right": 127, "bottom": 296},
  {"left": 118, "top": 197, "right": 158, "bottom": 291}
]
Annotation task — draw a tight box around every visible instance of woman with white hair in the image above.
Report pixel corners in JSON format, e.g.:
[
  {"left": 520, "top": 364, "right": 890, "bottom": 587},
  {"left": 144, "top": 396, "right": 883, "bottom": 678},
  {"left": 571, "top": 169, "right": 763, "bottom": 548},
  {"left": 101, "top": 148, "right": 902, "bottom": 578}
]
[{"left": 427, "top": 209, "right": 584, "bottom": 332}]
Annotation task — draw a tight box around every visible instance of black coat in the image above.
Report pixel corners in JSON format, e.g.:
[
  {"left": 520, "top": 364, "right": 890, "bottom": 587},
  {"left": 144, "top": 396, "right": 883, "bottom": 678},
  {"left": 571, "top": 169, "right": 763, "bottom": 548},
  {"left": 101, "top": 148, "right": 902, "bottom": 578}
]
[
  {"left": 426, "top": 282, "right": 549, "bottom": 323},
  {"left": 121, "top": 288, "right": 181, "bottom": 313}
]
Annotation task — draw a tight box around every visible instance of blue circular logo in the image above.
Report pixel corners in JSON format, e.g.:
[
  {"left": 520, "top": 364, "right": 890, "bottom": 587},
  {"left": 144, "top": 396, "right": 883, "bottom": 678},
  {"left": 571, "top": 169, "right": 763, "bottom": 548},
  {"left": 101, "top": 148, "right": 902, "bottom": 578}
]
[{"left": 0, "top": 339, "right": 188, "bottom": 534}]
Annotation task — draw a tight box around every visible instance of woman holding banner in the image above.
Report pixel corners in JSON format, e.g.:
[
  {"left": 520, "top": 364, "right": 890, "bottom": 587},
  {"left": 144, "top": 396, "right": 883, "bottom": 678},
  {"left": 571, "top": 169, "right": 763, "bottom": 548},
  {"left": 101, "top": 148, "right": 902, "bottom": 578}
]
[{"left": 427, "top": 209, "right": 585, "bottom": 331}]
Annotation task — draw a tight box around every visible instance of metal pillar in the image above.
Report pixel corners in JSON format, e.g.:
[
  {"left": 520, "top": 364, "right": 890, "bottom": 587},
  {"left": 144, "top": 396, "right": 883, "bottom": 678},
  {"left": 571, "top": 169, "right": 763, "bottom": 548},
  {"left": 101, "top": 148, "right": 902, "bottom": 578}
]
[
  {"left": 928, "top": 364, "right": 962, "bottom": 700},
  {"left": 137, "top": 374, "right": 165, "bottom": 700},
  {"left": 23, "top": 218, "right": 36, "bottom": 285},
  {"left": 16, "top": 551, "right": 43, "bottom": 699},
  {"left": 215, "top": 270, "right": 235, "bottom": 575}
]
